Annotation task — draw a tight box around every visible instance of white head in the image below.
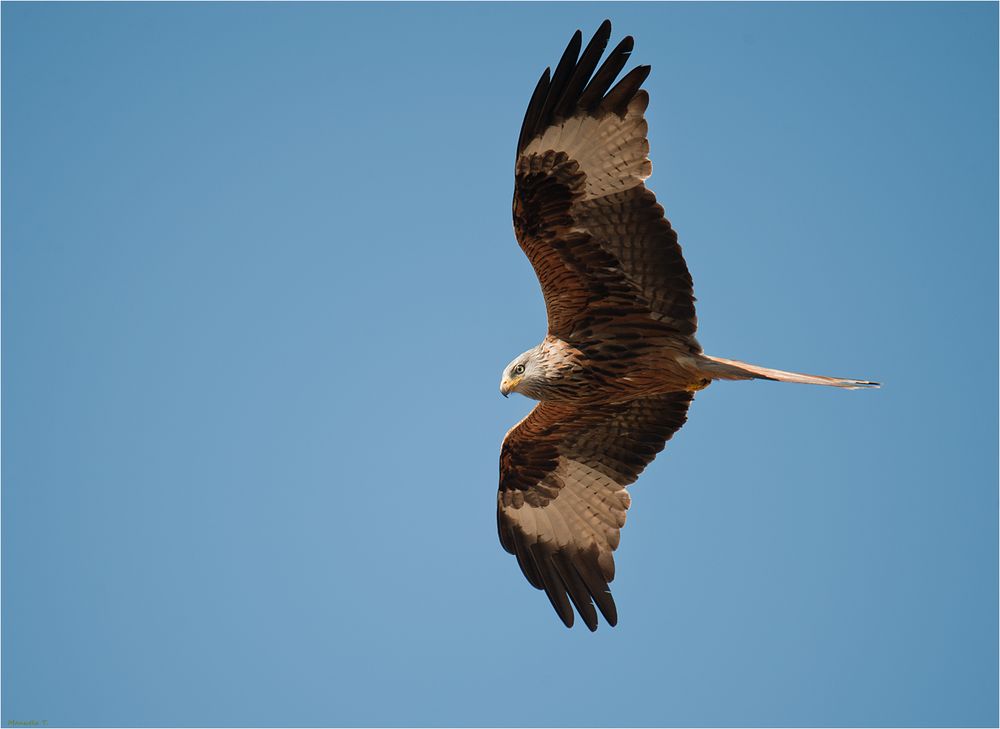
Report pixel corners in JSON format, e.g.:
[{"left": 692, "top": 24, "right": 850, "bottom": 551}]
[{"left": 499, "top": 346, "right": 545, "bottom": 399}]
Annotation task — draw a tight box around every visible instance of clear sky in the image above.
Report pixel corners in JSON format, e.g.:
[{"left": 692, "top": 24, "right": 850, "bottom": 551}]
[{"left": 3, "top": 2, "right": 997, "bottom": 727}]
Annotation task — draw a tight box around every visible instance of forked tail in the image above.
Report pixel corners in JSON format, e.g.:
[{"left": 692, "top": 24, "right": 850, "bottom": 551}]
[{"left": 699, "top": 354, "right": 880, "bottom": 390}]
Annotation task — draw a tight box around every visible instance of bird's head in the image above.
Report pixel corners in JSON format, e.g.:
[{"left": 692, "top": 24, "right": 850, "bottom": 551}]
[{"left": 500, "top": 348, "right": 543, "bottom": 399}]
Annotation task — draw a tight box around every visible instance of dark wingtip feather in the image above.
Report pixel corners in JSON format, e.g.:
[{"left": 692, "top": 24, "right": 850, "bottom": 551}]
[
  {"left": 551, "top": 21, "right": 613, "bottom": 122},
  {"left": 574, "top": 551, "right": 618, "bottom": 627},
  {"left": 509, "top": 527, "right": 545, "bottom": 590},
  {"left": 535, "top": 29, "right": 583, "bottom": 135},
  {"left": 601, "top": 64, "right": 652, "bottom": 116},
  {"left": 553, "top": 551, "right": 600, "bottom": 631},
  {"left": 577, "top": 35, "right": 634, "bottom": 112},
  {"left": 516, "top": 67, "right": 551, "bottom": 154},
  {"left": 532, "top": 543, "right": 575, "bottom": 628}
]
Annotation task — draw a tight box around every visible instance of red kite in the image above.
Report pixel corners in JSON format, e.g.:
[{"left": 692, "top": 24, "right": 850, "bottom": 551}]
[{"left": 497, "top": 21, "right": 878, "bottom": 631}]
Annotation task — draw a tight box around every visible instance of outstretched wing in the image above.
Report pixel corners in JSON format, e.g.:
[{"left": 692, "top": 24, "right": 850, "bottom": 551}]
[
  {"left": 497, "top": 392, "right": 693, "bottom": 630},
  {"left": 513, "top": 20, "right": 698, "bottom": 346}
]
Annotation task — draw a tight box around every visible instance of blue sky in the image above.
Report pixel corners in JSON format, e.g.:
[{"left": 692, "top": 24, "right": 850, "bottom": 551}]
[{"left": 3, "top": 3, "right": 997, "bottom": 727}]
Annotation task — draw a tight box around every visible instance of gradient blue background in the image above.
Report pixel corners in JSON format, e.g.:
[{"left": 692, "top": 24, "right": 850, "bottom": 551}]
[{"left": 4, "top": 3, "right": 997, "bottom": 727}]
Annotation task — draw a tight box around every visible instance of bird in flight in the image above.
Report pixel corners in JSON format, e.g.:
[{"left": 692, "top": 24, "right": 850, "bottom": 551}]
[{"left": 497, "top": 20, "right": 878, "bottom": 631}]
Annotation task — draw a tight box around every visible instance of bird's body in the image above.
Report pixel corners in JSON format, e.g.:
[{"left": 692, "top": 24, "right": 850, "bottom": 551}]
[
  {"left": 496, "top": 21, "right": 878, "bottom": 632},
  {"left": 503, "top": 335, "right": 705, "bottom": 403}
]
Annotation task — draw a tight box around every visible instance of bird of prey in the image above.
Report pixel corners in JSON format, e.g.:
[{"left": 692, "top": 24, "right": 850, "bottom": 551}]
[{"left": 497, "top": 20, "right": 878, "bottom": 631}]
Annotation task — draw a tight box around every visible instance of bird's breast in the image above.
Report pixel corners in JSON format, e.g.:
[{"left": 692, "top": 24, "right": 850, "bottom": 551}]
[{"left": 537, "top": 334, "right": 703, "bottom": 403}]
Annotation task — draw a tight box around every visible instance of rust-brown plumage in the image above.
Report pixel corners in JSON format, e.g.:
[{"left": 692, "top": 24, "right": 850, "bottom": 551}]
[{"left": 498, "top": 21, "right": 878, "bottom": 631}]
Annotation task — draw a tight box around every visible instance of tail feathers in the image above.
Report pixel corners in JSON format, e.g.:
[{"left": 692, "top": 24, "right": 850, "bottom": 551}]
[{"left": 700, "top": 355, "right": 880, "bottom": 390}]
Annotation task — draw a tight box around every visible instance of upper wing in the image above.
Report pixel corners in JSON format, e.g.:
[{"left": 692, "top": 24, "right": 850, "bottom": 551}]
[
  {"left": 497, "top": 391, "right": 693, "bottom": 630},
  {"left": 513, "top": 21, "right": 698, "bottom": 346}
]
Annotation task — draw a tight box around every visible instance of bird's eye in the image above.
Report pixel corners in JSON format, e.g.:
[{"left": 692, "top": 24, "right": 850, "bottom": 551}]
[{"left": 514, "top": 364, "right": 525, "bottom": 375}]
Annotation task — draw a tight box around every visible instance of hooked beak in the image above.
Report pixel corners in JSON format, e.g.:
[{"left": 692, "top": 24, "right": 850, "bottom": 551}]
[{"left": 500, "top": 376, "right": 522, "bottom": 398}]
